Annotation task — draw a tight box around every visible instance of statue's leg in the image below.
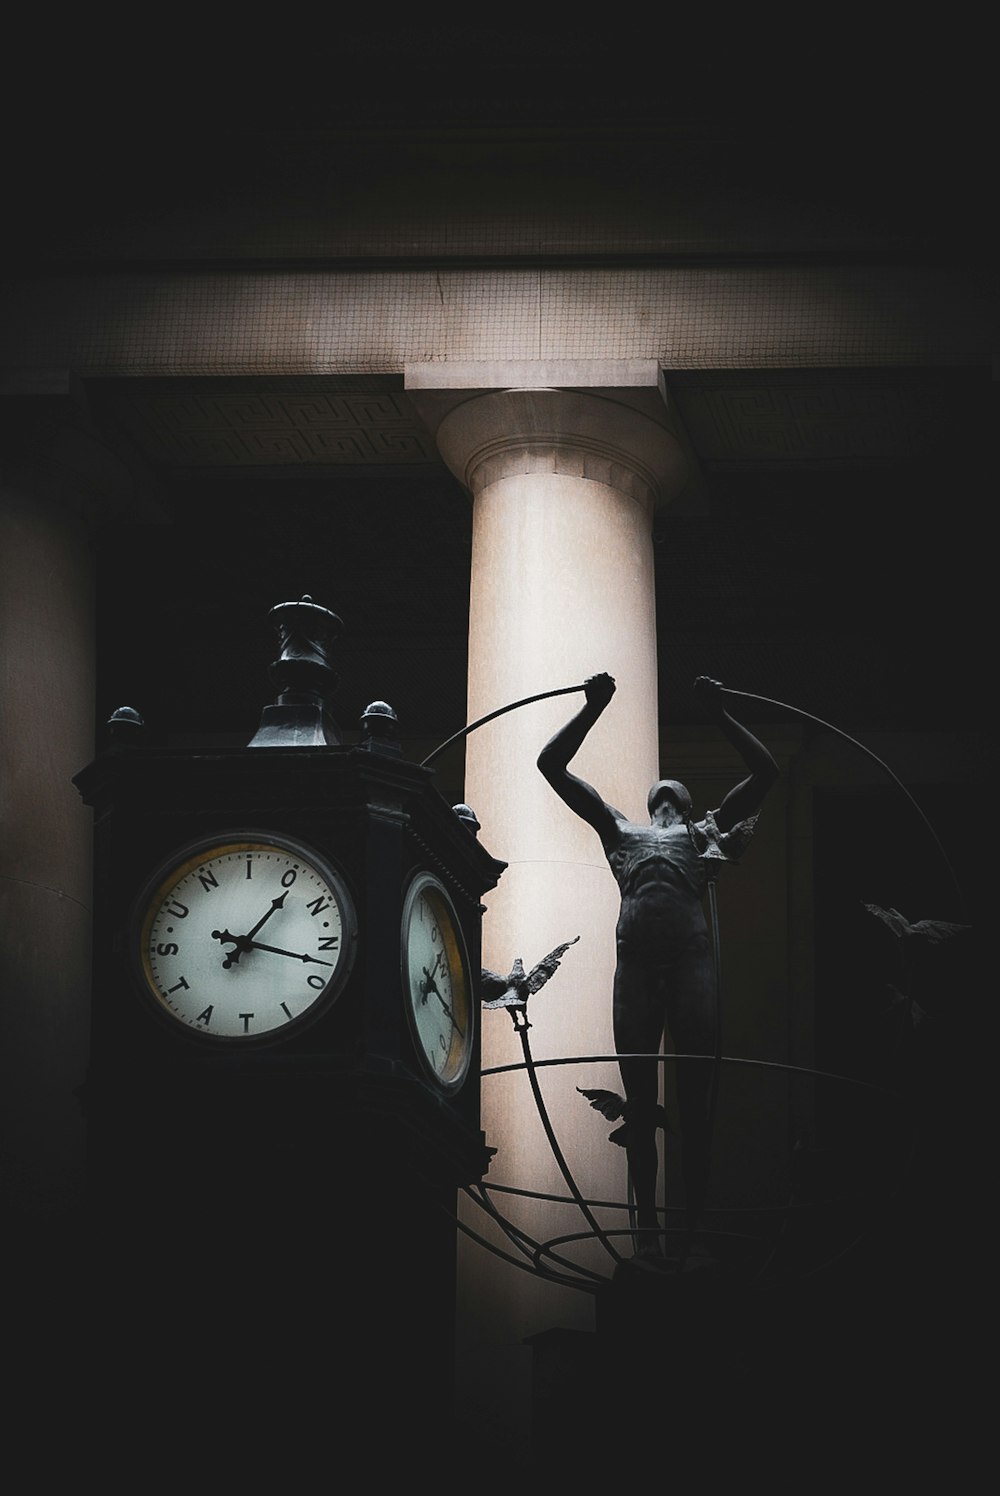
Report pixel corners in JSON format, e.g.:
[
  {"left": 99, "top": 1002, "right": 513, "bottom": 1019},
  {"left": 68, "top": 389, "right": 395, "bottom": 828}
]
[
  {"left": 667, "top": 932, "right": 716, "bottom": 1230},
  {"left": 613, "top": 947, "right": 667, "bottom": 1253}
]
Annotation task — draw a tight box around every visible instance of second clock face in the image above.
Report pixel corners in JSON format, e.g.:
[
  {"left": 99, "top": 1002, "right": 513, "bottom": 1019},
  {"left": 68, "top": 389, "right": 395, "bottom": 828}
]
[
  {"left": 401, "top": 872, "right": 473, "bottom": 1091},
  {"left": 135, "top": 835, "right": 357, "bottom": 1044}
]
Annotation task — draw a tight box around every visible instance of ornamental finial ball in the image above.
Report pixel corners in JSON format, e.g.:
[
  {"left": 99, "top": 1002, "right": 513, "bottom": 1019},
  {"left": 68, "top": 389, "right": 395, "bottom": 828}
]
[
  {"left": 453, "top": 803, "right": 481, "bottom": 835},
  {"left": 359, "top": 700, "right": 401, "bottom": 757},
  {"left": 361, "top": 700, "right": 398, "bottom": 728}
]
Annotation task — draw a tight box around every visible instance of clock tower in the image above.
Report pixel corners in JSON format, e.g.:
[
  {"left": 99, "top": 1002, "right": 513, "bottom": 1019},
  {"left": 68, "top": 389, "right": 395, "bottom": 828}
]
[{"left": 73, "top": 597, "right": 506, "bottom": 1439}]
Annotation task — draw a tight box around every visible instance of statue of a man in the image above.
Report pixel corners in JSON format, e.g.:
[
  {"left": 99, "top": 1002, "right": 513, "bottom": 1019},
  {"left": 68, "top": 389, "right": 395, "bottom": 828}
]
[{"left": 537, "top": 673, "right": 778, "bottom": 1257}]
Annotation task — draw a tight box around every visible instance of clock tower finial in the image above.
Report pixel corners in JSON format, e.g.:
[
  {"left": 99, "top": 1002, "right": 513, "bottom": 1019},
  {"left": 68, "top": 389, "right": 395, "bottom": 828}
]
[{"left": 247, "top": 594, "right": 345, "bottom": 748}]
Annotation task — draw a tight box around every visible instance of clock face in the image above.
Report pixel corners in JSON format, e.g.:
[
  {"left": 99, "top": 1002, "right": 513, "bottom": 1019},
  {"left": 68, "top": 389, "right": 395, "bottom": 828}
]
[
  {"left": 134, "top": 834, "right": 357, "bottom": 1044},
  {"left": 400, "top": 872, "right": 473, "bottom": 1092}
]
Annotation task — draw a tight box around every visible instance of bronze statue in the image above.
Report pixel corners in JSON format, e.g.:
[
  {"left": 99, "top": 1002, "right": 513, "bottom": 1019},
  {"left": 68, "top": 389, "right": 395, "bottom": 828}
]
[{"left": 537, "top": 673, "right": 778, "bottom": 1258}]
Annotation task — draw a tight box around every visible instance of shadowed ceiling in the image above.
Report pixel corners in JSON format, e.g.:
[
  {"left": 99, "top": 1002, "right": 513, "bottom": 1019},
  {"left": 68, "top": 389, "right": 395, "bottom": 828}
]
[{"left": 4, "top": 23, "right": 991, "bottom": 769}]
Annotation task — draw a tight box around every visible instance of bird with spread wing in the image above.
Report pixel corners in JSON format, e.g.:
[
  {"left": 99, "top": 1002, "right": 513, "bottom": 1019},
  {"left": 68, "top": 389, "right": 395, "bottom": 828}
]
[
  {"left": 863, "top": 903, "right": 970, "bottom": 946},
  {"left": 863, "top": 902, "right": 971, "bottom": 1028},
  {"left": 480, "top": 936, "right": 580, "bottom": 1030}
]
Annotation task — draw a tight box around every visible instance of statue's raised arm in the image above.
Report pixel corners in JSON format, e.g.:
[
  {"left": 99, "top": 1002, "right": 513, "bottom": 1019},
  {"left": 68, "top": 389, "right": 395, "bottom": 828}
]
[
  {"left": 694, "top": 676, "right": 779, "bottom": 832},
  {"left": 536, "top": 673, "right": 622, "bottom": 845}
]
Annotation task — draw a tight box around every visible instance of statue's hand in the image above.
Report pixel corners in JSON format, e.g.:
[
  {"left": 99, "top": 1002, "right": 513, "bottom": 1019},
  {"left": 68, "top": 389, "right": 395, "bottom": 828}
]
[
  {"left": 693, "top": 675, "right": 725, "bottom": 717},
  {"left": 584, "top": 673, "right": 616, "bottom": 710}
]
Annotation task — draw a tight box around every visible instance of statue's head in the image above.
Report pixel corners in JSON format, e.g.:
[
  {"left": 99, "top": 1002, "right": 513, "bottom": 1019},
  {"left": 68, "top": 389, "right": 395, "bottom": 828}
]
[{"left": 647, "top": 778, "right": 692, "bottom": 820}]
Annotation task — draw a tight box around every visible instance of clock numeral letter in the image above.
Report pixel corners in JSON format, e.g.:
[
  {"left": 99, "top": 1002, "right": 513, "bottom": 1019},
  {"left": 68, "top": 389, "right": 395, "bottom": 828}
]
[
  {"left": 156, "top": 942, "right": 179, "bottom": 956},
  {"left": 197, "top": 867, "right": 219, "bottom": 893},
  {"left": 239, "top": 1013, "right": 253, "bottom": 1032},
  {"left": 307, "top": 974, "right": 325, "bottom": 990},
  {"left": 306, "top": 895, "right": 331, "bottom": 916},
  {"left": 318, "top": 935, "right": 340, "bottom": 951},
  {"left": 167, "top": 976, "right": 190, "bottom": 994},
  {"left": 166, "top": 900, "right": 189, "bottom": 919},
  {"left": 281, "top": 869, "right": 297, "bottom": 888},
  {"left": 280, "top": 1002, "right": 292, "bottom": 1020},
  {"left": 245, "top": 858, "right": 253, "bottom": 879},
  {"left": 196, "top": 1006, "right": 213, "bottom": 1027}
]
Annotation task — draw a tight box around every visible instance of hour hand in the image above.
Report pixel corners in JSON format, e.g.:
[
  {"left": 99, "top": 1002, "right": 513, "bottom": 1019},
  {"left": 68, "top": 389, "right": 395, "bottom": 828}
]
[
  {"left": 212, "top": 890, "right": 290, "bottom": 967},
  {"left": 419, "top": 951, "right": 443, "bottom": 1002}
]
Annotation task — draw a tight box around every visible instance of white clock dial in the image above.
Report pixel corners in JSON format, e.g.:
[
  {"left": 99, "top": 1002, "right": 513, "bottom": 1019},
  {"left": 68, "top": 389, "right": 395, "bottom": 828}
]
[
  {"left": 401, "top": 872, "right": 473, "bottom": 1091},
  {"left": 136, "top": 836, "right": 357, "bottom": 1043}
]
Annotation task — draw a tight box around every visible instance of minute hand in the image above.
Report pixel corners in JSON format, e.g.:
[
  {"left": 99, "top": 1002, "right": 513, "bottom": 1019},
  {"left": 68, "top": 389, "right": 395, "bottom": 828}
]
[
  {"left": 244, "top": 941, "right": 334, "bottom": 965},
  {"left": 425, "top": 978, "right": 464, "bottom": 1036}
]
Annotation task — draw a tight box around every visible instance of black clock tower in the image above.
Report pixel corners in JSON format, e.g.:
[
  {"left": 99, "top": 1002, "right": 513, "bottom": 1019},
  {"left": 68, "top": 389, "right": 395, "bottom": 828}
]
[{"left": 73, "top": 598, "right": 506, "bottom": 1446}]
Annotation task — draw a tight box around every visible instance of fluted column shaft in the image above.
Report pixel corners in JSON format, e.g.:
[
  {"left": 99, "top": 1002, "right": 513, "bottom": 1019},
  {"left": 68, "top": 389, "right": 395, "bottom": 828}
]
[{"left": 422, "top": 381, "right": 689, "bottom": 1424}]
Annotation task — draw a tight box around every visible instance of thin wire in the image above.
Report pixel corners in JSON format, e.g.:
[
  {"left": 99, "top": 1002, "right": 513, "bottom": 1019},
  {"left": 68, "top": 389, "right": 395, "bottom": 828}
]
[
  {"left": 483, "top": 1051, "right": 900, "bottom": 1096},
  {"left": 455, "top": 1189, "right": 600, "bottom": 1292},
  {"left": 517, "top": 1023, "right": 625, "bottom": 1266},
  {"left": 721, "top": 686, "right": 969, "bottom": 918},
  {"left": 420, "top": 683, "right": 585, "bottom": 767},
  {"left": 481, "top": 1180, "right": 868, "bottom": 1216}
]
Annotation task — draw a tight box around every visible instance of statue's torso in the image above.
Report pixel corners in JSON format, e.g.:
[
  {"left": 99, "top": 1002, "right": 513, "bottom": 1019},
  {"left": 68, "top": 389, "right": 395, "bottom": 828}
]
[
  {"left": 607, "top": 821, "right": 707, "bottom": 899},
  {"left": 605, "top": 820, "right": 710, "bottom": 951}
]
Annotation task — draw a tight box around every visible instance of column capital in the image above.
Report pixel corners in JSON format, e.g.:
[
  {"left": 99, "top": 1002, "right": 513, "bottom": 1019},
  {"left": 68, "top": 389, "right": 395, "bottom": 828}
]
[{"left": 405, "top": 364, "right": 691, "bottom": 508}]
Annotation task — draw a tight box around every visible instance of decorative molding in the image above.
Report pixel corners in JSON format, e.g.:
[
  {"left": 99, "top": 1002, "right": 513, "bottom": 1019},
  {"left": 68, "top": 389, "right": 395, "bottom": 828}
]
[
  {"left": 68, "top": 371, "right": 978, "bottom": 475},
  {"left": 100, "top": 389, "right": 439, "bottom": 470},
  {"left": 670, "top": 378, "right": 959, "bottom": 466},
  {"left": 428, "top": 387, "right": 687, "bottom": 505}
]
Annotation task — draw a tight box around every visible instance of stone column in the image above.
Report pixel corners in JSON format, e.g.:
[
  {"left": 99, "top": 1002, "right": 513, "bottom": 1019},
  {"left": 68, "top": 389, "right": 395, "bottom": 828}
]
[
  {"left": 0, "top": 397, "right": 160, "bottom": 1249},
  {"left": 0, "top": 483, "right": 96, "bottom": 1234},
  {"left": 407, "top": 363, "right": 691, "bottom": 1440}
]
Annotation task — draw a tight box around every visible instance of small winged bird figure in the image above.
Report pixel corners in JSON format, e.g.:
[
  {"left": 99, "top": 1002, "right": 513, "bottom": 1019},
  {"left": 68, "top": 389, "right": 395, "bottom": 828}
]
[
  {"left": 863, "top": 902, "right": 970, "bottom": 1027},
  {"left": 480, "top": 936, "right": 580, "bottom": 1030},
  {"left": 688, "top": 808, "right": 759, "bottom": 865},
  {"left": 577, "top": 1087, "right": 670, "bottom": 1148},
  {"left": 863, "top": 904, "right": 970, "bottom": 946}
]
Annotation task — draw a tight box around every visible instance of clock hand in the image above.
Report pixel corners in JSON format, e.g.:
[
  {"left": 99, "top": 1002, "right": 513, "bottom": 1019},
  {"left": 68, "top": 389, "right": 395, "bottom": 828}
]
[
  {"left": 211, "top": 931, "right": 334, "bottom": 969},
  {"left": 212, "top": 929, "right": 252, "bottom": 968},
  {"left": 212, "top": 890, "right": 290, "bottom": 966},
  {"left": 419, "top": 951, "right": 444, "bottom": 1002},
  {"left": 243, "top": 940, "right": 334, "bottom": 965},
  {"left": 245, "top": 890, "right": 289, "bottom": 939},
  {"left": 423, "top": 975, "right": 465, "bottom": 1037}
]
